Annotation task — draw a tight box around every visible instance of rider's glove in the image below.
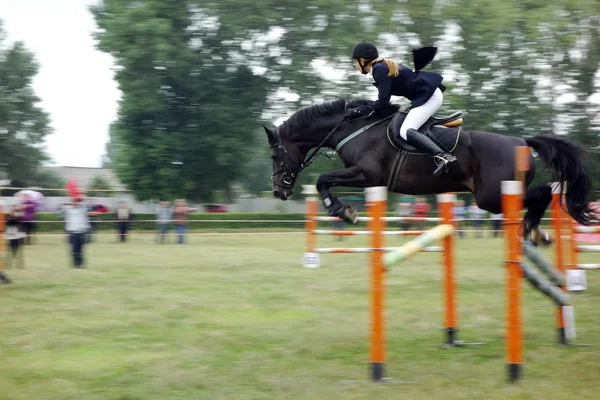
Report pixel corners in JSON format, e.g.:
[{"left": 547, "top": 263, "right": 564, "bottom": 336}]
[{"left": 345, "top": 106, "right": 374, "bottom": 121}]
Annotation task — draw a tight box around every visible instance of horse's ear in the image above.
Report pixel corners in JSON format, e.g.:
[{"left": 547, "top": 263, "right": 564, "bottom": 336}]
[{"left": 263, "top": 125, "right": 275, "bottom": 145}]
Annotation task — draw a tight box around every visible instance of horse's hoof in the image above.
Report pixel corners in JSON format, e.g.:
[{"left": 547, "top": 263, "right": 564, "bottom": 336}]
[
  {"left": 529, "top": 229, "right": 554, "bottom": 247},
  {"left": 539, "top": 233, "right": 554, "bottom": 247},
  {"left": 342, "top": 206, "right": 359, "bottom": 224}
]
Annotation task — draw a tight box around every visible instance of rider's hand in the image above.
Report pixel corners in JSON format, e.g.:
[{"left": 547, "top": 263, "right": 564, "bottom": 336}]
[{"left": 346, "top": 106, "right": 374, "bottom": 121}]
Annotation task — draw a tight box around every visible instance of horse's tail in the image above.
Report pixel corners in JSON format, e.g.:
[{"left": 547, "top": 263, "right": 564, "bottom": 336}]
[{"left": 526, "top": 134, "right": 595, "bottom": 225}]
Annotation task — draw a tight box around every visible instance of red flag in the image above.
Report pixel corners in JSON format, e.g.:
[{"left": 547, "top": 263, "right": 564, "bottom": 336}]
[{"left": 65, "top": 179, "right": 81, "bottom": 197}]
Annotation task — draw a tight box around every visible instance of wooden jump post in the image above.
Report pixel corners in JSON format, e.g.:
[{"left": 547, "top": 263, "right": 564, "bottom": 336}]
[
  {"left": 503, "top": 145, "right": 529, "bottom": 383},
  {"left": 549, "top": 182, "right": 600, "bottom": 293},
  {"left": 503, "top": 147, "right": 574, "bottom": 383},
  {"left": 502, "top": 178, "right": 525, "bottom": 383},
  {"left": 367, "top": 186, "right": 386, "bottom": 381},
  {"left": 550, "top": 183, "right": 569, "bottom": 344},
  {"left": 556, "top": 193, "right": 600, "bottom": 274}
]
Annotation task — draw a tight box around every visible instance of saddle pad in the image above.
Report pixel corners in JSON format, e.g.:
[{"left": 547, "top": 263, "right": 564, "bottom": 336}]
[
  {"left": 387, "top": 123, "right": 460, "bottom": 154},
  {"left": 429, "top": 126, "right": 460, "bottom": 153}
]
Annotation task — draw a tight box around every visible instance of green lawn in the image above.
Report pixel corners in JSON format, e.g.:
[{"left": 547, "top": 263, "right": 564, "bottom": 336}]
[{"left": 1, "top": 232, "right": 599, "bottom": 400}]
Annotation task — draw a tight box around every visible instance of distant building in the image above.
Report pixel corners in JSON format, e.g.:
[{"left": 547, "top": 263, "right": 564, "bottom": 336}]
[{"left": 43, "top": 166, "right": 126, "bottom": 192}]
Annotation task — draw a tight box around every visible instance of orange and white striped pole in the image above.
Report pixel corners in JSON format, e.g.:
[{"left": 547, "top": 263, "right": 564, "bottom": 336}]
[
  {"left": 550, "top": 183, "right": 569, "bottom": 344},
  {"left": 503, "top": 145, "right": 529, "bottom": 383},
  {"left": 438, "top": 193, "right": 457, "bottom": 345},
  {"left": 0, "top": 202, "right": 4, "bottom": 272},
  {"left": 303, "top": 185, "right": 320, "bottom": 268},
  {"left": 569, "top": 218, "right": 579, "bottom": 271},
  {"left": 366, "top": 186, "right": 387, "bottom": 381},
  {"left": 502, "top": 179, "right": 524, "bottom": 383}
]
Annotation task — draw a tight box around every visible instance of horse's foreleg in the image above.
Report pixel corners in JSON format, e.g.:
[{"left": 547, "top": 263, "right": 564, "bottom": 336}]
[
  {"left": 316, "top": 166, "right": 373, "bottom": 224},
  {"left": 524, "top": 184, "right": 553, "bottom": 246}
]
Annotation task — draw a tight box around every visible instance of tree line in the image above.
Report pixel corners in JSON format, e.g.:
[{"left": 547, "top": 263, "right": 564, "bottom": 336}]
[{"left": 1, "top": 1, "right": 599, "bottom": 202}]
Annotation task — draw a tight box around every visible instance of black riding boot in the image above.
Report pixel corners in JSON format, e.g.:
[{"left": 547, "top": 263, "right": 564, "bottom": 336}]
[{"left": 405, "top": 129, "right": 457, "bottom": 176}]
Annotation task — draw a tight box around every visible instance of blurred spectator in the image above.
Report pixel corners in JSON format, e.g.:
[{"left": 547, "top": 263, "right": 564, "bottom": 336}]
[
  {"left": 468, "top": 201, "right": 487, "bottom": 238},
  {"left": 490, "top": 213, "right": 503, "bottom": 238},
  {"left": 21, "top": 194, "right": 37, "bottom": 245},
  {"left": 5, "top": 205, "right": 26, "bottom": 269},
  {"left": 156, "top": 201, "right": 172, "bottom": 244},
  {"left": 453, "top": 199, "right": 466, "bottom": 239},
  {"left": 87, "top": 198, "right": 99, "bottom": 243},
  {"left": 413, "top": 197, "right": 431, "bottom": 231},
  {"left": 396, "top": 201, "right": 413, "bottom": 232},
  {"left": 173, "top": 200, "right": 197, "bottom": 244},
  {"left": 116, "top": 201, "right": 133, "bottom": 243},
  {"left": 64, "top": 196, "right": 92, "bottom": 268},
  {"left": 86, "top": 200, "right": 106, "bottom": 243}
]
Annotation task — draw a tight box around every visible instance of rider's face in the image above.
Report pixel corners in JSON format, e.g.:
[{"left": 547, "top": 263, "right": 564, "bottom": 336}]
[{"left": 353, "top": 58, "right": 371, "bottom": 75}]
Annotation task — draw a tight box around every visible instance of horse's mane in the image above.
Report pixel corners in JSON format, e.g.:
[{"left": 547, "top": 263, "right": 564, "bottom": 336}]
[{"left": 277, "top": 98, "right": 396, "bottom": 137}]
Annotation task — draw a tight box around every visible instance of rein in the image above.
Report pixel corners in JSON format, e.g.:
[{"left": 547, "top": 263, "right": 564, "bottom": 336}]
[
  {"left": 271, "top": 112, "right": 394, "bottom": 187},
  {"left": 298, "top": 118, "right": 346, "bottom": 172}
]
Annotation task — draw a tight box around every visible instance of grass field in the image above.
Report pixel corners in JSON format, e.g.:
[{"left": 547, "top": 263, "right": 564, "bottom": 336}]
[{"left": 1, "top": 232, "right": 599, "bottom": 400}]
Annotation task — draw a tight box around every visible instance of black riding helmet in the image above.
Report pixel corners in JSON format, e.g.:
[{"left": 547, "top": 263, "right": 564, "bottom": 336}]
[
  {"left": 351, "top": 41, "right": 379, "bottom": 61},
  {"left": 352, "top": 41, "right": 379, "bottom": 74}
]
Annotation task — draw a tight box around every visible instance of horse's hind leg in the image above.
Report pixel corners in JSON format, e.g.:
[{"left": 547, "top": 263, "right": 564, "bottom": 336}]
[{"left": 524, "top": 184, "right": 553, "bottom": 246}]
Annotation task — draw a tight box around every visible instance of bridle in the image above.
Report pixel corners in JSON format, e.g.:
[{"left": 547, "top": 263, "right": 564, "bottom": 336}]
[
  {"left": 270, "top": 117, "right": 347, "bottom": 189},
  {"left": 270, "top": 138, "right": 303, "bottom": 189}
]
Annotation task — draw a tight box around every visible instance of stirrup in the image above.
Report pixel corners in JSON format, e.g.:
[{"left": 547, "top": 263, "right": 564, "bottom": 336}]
[
  {"left": 434, "top": 153, "right": 457, "bottom": 163},
  {"left": 433, "top": 154, "right": 456, "bottom": 176}
]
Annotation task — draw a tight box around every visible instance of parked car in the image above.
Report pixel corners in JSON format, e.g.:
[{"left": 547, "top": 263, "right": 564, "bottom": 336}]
[{"left": 204, "top": 204, "right": 229, "bottom": 213}]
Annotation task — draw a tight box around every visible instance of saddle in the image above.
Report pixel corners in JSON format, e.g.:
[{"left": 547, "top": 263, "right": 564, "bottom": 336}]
[{"left": 387, "top": 111, "right": 463, "bottom": 153}]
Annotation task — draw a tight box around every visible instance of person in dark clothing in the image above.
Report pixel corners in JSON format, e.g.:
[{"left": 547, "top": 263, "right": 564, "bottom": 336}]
[
  {"left": 349, "top": 41, "right": 457, "bottom": 175},
  {"left": 21, "top": 196, "right": 37, "bottom": 245},
  {"left": 0, "top": 204, "right": 12, "bottom": 283},
  {"left": 5, "top": 205, "right": 26, "bottom": 269},
  {"left": 115, "top": 201, "right": 132, "bottom": 243}
]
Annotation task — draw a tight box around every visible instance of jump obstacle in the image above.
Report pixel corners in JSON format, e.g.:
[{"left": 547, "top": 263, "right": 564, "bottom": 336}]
[
  {"left": 537, "top": 180, "right": 599, "bottom": 293},
  {"left": 303, "top": 159, "right": 588, "bottom": 382},
  {"left": 569, "top": 220, "right": 600, "bottom": 272},
  {"left": 501, "top": 146, "right": 579, "bottom": 383},
  {"left": 561, "top": 204, "right": 600, "bottom": 278},
  {"left": 303, "top": 185, "right": 457, "bottom": 381}
]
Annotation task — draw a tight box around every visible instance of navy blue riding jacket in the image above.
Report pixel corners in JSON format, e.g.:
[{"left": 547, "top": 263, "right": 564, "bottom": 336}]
[{"left": 371, "top": 61, "right": 445, "bottom": 110}]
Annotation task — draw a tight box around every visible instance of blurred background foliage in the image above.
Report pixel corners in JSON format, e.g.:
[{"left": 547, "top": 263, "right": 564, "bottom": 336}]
[{"left": 1, "top": 1, "right": 599, "bottom": 201}]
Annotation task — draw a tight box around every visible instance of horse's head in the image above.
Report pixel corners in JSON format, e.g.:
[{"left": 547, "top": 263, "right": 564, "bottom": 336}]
[
  {"left": 264, "top": 99, "right": 382, "bottom": 201},
  {"left": 264, "top": 125, "right": 304, "bottom": 200}
]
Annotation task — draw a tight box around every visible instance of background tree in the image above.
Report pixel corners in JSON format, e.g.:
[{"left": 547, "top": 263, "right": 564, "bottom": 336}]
[
  {"left": 87, "top": 175, "right": 114, "bottom": 198},
  {"left": 0, "top": 21, "right": 53, "bottom": 187},
  {"left": 91, "top": 1, "right": 600, "bottom": 201}
]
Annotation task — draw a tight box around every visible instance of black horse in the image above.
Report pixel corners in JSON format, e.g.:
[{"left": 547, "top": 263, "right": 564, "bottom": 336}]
[{"left": 265, "top": 99, "right": 596, "bottom": 241}]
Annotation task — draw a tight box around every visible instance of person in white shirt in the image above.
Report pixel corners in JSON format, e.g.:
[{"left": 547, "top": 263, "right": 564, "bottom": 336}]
[
  {"left": 63, "top": 196, "right": 92, "bottom": 268},
  {"left": 156, "top": 201, "right": 172, "bottom": 244}
]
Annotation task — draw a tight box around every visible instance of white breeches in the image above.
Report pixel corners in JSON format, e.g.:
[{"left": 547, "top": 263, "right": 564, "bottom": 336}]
[{"left": 399, "top": 88, "right": 444, "bottom": 140}]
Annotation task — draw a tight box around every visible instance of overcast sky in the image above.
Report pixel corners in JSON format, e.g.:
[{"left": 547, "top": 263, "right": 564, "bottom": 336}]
[{"left": 3, "top": 0, "right": 120, "bottom": 168}]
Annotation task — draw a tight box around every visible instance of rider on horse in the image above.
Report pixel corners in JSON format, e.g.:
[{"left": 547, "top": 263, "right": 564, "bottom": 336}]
[{"left": 349, "top": 41, "right": 457, "bottom": 175}]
